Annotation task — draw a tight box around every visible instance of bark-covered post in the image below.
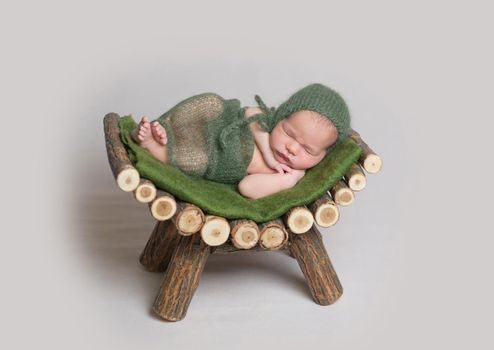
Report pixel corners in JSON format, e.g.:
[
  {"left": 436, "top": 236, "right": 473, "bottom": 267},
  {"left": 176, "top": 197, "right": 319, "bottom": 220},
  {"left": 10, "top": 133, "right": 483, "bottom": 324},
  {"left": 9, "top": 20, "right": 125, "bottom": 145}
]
[
  {"left": 289, "top": 225, "right": 343, "bottom": 305},
  {"left": 139, "top": 220, "right": 182, "bottom": 272},
  {"left": 153, "top": 234, "right": 211, "bottom": 321}
]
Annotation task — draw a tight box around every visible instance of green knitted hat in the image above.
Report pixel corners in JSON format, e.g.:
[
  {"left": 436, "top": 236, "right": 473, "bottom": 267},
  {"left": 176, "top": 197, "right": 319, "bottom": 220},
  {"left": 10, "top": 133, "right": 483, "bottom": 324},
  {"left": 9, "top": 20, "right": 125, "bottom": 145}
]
[
  {"left": 272, "top": 83, "right": 351, "bottom": 152},
  {"left": 221, "top": 83, "right": 352, "bottom": 156}
]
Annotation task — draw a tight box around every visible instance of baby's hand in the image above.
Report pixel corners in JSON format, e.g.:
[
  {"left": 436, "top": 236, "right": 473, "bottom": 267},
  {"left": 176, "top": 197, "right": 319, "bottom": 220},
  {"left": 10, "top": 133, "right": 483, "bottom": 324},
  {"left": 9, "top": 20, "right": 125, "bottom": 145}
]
[{"left": 263, "top": 151, "right": 293, "bottom": 174}]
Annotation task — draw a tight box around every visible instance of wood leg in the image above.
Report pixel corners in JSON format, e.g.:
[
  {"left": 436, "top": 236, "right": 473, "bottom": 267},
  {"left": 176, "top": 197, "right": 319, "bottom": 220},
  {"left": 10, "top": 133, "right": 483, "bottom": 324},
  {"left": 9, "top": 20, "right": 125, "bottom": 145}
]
[
  {"left": 139, "top": 220, "right": 182, "bottom": 272},
  {"left": 289, "top": 226, "right": 343, "bottom": 305},
  {"left": 153, "top": 233, "right": 211, "bottom": 321}
]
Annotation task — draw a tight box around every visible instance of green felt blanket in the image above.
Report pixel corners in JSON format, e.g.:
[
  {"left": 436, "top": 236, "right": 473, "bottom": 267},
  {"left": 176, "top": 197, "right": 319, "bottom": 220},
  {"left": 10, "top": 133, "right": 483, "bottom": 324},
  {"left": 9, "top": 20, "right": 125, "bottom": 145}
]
[{"left": 119, "top": 115, "right": 362, "bottom": 222}]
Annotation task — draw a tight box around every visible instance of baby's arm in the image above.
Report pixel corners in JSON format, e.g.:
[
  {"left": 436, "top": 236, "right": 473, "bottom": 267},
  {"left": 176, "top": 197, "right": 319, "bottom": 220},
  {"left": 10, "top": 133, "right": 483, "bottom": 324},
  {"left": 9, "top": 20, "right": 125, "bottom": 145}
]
[{"left": 238, "top": 170, "right": 305, "bottom": 199}]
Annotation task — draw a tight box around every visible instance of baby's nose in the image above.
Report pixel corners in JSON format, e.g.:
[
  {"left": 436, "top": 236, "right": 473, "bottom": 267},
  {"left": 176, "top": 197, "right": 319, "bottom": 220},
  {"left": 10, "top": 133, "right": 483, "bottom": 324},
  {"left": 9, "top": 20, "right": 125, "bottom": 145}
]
[{"left": 287, "top": 143, "right": 299, "bottom": 155}]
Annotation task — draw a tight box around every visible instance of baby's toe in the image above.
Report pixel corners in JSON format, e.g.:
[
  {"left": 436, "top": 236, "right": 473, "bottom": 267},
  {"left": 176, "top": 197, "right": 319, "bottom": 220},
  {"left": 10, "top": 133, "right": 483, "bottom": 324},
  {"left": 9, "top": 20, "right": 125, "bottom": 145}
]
[
  {"left": 158, "top": 131, "right": 167, "bottom": 144},
  {"left": 154, "top": 124, "right": 163, "bottom": 135}
]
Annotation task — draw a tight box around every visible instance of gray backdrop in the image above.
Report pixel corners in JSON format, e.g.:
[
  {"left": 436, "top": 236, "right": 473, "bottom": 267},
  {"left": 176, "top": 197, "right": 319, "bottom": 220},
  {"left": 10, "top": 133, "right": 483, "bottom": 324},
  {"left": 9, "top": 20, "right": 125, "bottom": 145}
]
[{"left": 1, "top": 0, "right": 492, "bottom": 349}]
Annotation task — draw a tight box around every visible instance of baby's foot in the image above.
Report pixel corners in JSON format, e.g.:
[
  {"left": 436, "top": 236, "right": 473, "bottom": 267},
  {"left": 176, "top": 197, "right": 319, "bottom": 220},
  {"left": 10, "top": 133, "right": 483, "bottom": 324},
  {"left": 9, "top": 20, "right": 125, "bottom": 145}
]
[
  {"left": 131, "top": 116, "right": 154, "bottom": 147},
  {"left": 151, "top": 121, "right": 168, "bottom": 146},
  {"left": 131, "top": 116, "right": 168, "bottom": 162}
]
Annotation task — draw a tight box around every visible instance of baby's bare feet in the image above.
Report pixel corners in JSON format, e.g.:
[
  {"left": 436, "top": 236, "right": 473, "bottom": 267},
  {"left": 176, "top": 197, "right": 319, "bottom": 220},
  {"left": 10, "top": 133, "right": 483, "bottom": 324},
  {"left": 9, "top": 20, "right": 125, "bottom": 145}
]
[
  {"left": 151, "top": 121, "right": 168, "bottom": 146},
  {"left": 131, "top": 116, "right": 154, "bottom": 146},
  {"left": 131, "top": 116, "right": 168, "bottom": 162}
]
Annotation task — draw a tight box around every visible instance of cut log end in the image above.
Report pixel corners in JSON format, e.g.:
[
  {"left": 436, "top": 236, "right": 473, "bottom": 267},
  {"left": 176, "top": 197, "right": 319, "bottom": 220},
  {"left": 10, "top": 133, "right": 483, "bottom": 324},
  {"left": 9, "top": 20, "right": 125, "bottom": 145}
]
[
  {"left": 231, "top": 220, "right": 260, "bottom": 249},
  {"left": 348, "top": 173, "right": 366, "bottom": 191},
  {"left": 286, "top": 207, "right": 314, "bottom": 234},
  {"left": 260, "top": 227, "right": 287, "bottom": 250},
  {"left": 315, "top": 204, "right": 340, "bottom": 227},
  {"left": 135, "top": 179, "right": 157, "bottom": 203},
  {"left": 150, "top": 196, "right": 177, "bottom": 221},
  {"left": 349, "top": 129, "right": 382, "bottom": 174},
  {"left": 335, "top": 189, "right": 354, "bottom": 206},
  {"left": 330, "top": 181, "right": 355, "bottom": 206},
  {"left": 201, "top": 216, "right": 230, "bottom": 246},
  {"left": 176, "top": 207, "right": 204, "bottom": 235},
  {"left": 116, "top": 167, "right": 140, "bottom": 192},
  {"left": 363, "top": 154, "right": 382, "bottom": 173}
]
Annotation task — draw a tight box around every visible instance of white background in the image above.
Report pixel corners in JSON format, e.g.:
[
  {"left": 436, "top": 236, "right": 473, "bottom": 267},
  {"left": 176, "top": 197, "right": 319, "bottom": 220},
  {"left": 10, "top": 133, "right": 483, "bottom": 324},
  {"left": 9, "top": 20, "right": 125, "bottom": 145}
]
[{"left": 1, "top": 0, "right": 492, "bottom": 349}]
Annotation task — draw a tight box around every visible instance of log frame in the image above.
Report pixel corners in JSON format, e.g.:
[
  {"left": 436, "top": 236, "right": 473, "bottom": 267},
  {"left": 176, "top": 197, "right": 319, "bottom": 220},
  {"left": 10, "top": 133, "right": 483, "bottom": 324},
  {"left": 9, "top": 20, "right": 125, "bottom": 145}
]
[
  {"left": 103, "top": 113, "right": 140, "bottom": 191},
  {"left": 349, "top": 129, "right": 382, "bottom": 174},
  {"left": 104, "top": 114, "right": 383, "bottom": 320}
]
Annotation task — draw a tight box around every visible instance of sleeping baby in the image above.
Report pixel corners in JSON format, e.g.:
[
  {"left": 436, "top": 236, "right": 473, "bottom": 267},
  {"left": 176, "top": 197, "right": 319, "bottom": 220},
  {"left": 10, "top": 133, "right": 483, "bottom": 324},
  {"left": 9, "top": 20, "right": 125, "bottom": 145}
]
[{"left": 130, "top": 83, "right": 351, "bottom": 199}]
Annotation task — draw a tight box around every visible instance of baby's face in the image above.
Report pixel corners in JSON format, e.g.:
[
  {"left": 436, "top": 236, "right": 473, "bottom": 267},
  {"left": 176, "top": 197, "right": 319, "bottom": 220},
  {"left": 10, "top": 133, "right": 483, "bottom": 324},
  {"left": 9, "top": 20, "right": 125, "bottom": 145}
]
[{"left": 269, "top": 110, "right": 338, "bottom": 170}]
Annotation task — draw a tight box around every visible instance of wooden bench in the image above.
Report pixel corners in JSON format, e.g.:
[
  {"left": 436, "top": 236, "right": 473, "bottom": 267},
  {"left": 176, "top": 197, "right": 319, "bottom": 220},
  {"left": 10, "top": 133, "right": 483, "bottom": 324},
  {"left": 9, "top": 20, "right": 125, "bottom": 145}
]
[{"left": 104, "top": 112, "right": 382, "bottom": 322}]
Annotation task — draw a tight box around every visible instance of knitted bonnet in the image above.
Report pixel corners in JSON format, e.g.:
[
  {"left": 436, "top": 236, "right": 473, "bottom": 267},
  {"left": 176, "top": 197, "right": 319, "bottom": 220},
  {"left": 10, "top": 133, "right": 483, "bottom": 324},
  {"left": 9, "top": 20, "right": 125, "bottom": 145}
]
[
  {"left": 252, "top": 83, "right": 351, "bottom": 153},
  {"left": 219, "top": 83, "right": 351, "bottom": 154}
]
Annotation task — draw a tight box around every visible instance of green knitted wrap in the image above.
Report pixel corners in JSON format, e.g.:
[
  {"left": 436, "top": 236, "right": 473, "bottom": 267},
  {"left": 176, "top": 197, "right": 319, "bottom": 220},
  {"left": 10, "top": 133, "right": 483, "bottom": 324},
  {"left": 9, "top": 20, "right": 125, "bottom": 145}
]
[
  {"left": 149, "top": 83, "right": 351, "bottom": 185},
  {"left": 155, "top": 93, "right": 255, "bottom": 184}
]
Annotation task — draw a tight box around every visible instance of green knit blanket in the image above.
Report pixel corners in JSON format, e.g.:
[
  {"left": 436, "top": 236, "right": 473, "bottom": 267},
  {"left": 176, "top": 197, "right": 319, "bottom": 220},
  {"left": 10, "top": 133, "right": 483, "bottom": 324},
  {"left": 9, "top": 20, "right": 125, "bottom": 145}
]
[{"left": 119, "top": 115, "right": 362, "bottom": 222}]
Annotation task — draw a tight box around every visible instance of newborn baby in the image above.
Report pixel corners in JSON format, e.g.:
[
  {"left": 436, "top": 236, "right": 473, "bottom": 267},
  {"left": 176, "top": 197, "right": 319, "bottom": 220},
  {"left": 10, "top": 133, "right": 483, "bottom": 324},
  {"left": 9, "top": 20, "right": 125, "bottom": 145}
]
[{"left": 131, "top": 83, "right": 351, "bottom": 199}]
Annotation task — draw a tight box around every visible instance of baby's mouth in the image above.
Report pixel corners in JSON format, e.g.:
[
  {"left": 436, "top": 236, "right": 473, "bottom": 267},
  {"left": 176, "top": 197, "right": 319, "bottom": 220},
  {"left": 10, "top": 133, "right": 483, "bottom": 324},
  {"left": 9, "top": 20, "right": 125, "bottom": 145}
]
[{"left": 277, "top": 151, "right": 290, "bottom": 163}]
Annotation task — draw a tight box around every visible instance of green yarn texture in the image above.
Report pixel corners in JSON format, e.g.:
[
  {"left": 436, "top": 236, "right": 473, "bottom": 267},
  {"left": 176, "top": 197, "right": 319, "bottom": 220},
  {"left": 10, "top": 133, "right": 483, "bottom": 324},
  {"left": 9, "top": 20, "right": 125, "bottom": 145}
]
[
  {"left": 219, "top": 83, "right": 352, "bottom": 162},
  {"left": 155, "top": 93, "right": 258, "bottom": 184},
  {"left": 119, "top": 115, "right": 362, "bottom": 222}
]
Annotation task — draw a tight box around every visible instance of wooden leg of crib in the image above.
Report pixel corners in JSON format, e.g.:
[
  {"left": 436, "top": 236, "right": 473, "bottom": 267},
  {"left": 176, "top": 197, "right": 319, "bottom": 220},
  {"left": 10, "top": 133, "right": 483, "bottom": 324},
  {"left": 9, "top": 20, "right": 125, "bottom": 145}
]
[
  {"left": 152, "top": 233, "right": 210, "bottom": 321},
  {"left": 289, "top": 226, "right": 343, "bottom": 305},
  {"left": 139, "top": 220, "right": 182, "bottom": 272}
]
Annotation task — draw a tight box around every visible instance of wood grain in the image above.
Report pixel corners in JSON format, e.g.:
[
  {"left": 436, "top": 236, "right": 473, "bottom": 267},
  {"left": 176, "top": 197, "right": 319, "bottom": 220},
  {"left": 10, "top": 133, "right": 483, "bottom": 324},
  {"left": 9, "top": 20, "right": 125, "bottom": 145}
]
[
  {"left": 139, "top": 220, "right": 182, "bottom": 272},
  {"left": 152, "top": 234, "right": 211, "bottom": 321},
  {"left": 289, "top": 225, "right": 343, "bottom": 305}
]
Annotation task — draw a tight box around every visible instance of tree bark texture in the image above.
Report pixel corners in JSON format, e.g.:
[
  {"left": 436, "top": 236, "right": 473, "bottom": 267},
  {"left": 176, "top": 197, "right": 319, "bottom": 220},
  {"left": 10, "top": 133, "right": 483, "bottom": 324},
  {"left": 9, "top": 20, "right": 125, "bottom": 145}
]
[
  {"left": 139, "top": 220, "right": 182, "bottom": 272},
  {"left": 152, "top": 234, "right": 211, "bottom": 321},
  {"left": 289, "top": 226, "right": 343, "bottom": 305}
]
